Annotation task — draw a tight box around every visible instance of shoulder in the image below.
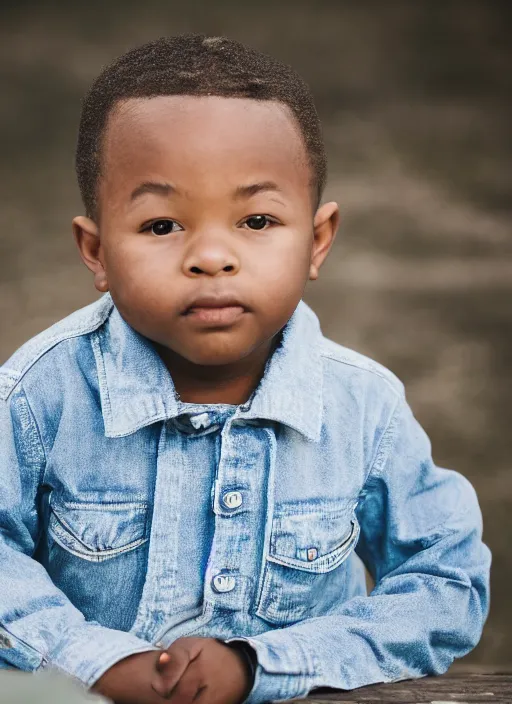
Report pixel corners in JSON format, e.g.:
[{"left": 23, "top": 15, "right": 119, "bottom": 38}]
[
  {"left": 0, "top": 295, "right": 113, "bottom": 401},
  {"left": 319, "top": 335, "right": 405, "bottom": 400}
]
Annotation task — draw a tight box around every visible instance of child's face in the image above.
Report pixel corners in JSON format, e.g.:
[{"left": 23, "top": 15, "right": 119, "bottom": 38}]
[{"left": 74, "top": 96, "right": 338, "bottom": 366}]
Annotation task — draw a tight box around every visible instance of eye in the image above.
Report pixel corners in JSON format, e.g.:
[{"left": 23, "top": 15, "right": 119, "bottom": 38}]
[
  {"left": 242, "top": 215, "right": 276, "bottom": 231},
  {"left": 143, "top": 219, "right": 183, "bottom": 236}
]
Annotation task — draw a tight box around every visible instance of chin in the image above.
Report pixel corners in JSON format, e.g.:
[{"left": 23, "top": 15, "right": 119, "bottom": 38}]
[
  {"left": 184, "top": 347, "right": 249, "bottom": 367},
  {"left": 179, "top": 335, "right": 257, "bottom": 367}
]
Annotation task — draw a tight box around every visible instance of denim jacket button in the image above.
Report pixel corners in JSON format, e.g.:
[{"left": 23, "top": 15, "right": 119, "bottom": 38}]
[
  {"left": 189, "top": 412, "right": 211, "bottom": 430},
  {"left": 212, "top": 574, "right": 236, "bottom": 593},
  {"left": 221, "top": 491, "right": 243, "bottom": 510}
]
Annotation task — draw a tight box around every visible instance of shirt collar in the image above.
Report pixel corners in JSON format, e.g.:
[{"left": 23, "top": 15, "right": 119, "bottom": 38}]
[{"left": 96, "top": 298, "right": 324, "bottom": 442}]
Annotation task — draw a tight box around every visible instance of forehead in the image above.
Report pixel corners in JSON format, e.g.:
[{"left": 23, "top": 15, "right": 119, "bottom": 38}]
[{"left": 101, "top": 95, "right": 311, "bottom": 197}]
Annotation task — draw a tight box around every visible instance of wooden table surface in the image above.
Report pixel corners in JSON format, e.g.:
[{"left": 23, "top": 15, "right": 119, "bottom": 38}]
[{"left": 294, "top": 672, "right": 512, "bottom": 703}]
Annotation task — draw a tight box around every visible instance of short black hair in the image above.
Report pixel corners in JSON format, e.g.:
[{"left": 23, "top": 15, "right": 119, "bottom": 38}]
[{"left": 76, "top": 34, "right": 327, "bottom": 218}]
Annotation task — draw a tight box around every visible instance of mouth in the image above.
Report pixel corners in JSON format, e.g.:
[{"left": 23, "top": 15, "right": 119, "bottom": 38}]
[{"left": 182, "top": 295, "right": 247, "bottom": 326}]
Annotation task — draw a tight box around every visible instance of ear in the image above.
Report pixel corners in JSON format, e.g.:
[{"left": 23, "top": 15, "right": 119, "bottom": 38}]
[
  {"left": 309, "top": 201, "right": 340, "bottom": 280},
  {"left": 72, "top": 216, "right": 109, "bottom": 293}
]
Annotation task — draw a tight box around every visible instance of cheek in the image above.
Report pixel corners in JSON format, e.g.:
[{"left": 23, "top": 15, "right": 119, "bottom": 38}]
[
  {"left": 104, "top": 237, "right": 180, "bottom": 285},
  {"left": 252, "top": 233, "right": 311, "bottom": 282}
]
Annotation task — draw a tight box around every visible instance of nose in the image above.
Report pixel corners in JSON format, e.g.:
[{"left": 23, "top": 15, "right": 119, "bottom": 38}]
[{"left": 182, "top": 231, "right": 240, "bottom": 277}]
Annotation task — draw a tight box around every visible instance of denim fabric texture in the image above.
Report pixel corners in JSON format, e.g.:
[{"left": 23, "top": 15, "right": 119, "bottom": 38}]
[{"left": 0, "top": 294, "right": 491, "bottom": 702}]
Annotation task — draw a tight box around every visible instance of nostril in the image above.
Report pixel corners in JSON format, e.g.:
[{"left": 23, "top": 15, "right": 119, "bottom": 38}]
[{"left": 187, "top": 264, "right": 236, "bottom": 275}]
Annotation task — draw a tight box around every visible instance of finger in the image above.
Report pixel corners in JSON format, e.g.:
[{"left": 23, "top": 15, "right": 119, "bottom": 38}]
[
  {"left": 165, "top": 660, "right": 204, "bottom": 704},
  {"left": 156, "top": 651, "right": 171, "bottom": 672},
  {"left": 152, "top": 645, "right": 192, "bottom": 697},
  {"left": 193, "top": 685, "right": 209, "bottom": 703}
]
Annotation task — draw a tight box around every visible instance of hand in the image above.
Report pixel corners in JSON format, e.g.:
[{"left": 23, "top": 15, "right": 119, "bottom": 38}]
[
  {"left": 151, "top": 637, "right": 253, "bottom": 704},
  {"left": 91, "top": 650, "right": 167, "bottom": 704}
]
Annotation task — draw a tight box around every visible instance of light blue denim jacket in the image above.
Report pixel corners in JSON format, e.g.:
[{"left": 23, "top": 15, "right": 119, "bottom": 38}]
[{"left": 0, "top": 294, "right": 490, "bottom": 702}]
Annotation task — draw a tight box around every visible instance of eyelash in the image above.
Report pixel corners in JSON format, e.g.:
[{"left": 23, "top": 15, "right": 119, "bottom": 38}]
[
  {"left": 140, "top": 215, "right": 280, "bottom": 236},
  {"left": 241, "top": 215, "right": 279, "bottom": 231},
  {"left": 141, "top": 220, "right": 183, "bottom": 236}
]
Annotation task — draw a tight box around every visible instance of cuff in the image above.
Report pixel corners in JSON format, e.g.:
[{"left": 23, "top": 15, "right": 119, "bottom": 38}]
[
  {"left": 221, "top": 639, "right": 258, "bottom": 684},
  {"left": 225, "top": 630, "right": 321, "bottom": 704},
  {"left": 42, "top": 622, "right": 159, "bottom": 687}
]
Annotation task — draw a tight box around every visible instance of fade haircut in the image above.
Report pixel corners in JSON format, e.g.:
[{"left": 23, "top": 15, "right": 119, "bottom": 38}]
[{"left": 75, "top": 34, "right": 327, "bottom": 218}]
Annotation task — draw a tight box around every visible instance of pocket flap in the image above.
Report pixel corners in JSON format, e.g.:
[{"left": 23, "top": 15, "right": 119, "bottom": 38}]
[
  {"left": 48, "top": 499, "right": 148, "bottom": 561},
  {"left": 268, "top": 510, "right": 359, "bottom": 573}
]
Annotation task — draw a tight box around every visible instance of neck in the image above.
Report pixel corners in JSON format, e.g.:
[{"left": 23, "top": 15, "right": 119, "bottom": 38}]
[{"left": 156, "top": 335, "right": 280, "bottom": 406}]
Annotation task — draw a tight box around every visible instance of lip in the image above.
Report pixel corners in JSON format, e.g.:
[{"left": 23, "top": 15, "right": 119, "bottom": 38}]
[
  {"left": 183, "top": 294, "right": 246, "bottom": 312},
  {"left": 182, "top": 295, "right": 247, "bottom": 326},
  {"left": 185, "top": 305, "right": 245, "bottom": 326}
]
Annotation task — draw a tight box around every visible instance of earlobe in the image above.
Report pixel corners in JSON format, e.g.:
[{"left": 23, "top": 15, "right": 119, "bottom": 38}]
[
  {"left": 94, "top": 272, "right": 110, "bottom": 293},
  {"left": 309, "top": 201, "right": 340, "bottom": 281},
  {"left": 72, "top": 216, "right": 109, "bottom": 293}
]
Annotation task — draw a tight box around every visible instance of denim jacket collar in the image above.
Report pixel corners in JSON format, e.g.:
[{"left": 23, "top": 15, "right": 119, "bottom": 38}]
[{"left": 96, "top": 298, "right": 324, "bottom": 442}]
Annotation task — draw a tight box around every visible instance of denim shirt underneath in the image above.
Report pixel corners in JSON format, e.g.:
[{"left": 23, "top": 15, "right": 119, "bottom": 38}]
[{"left": 0, "top": 295, "right": 490, "bottom": 702}]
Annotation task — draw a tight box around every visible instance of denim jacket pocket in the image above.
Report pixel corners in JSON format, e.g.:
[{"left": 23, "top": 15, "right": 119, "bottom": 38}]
[
  {"left": 48, "top": 499, "right": 149, "bottom": 563},
  {"left": 256, "top": 507, "right": 360, "bottom": 625}
]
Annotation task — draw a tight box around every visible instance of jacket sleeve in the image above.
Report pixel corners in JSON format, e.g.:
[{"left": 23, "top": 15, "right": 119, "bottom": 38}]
[
  {"left": 228, "top": 395, "right": 491, "bottom": 704},
  {"left": 0, "top": 386, "right": 158, "bottom": 686}
]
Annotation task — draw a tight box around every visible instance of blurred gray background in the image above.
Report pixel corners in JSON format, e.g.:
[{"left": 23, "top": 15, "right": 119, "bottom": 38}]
[{"left": 1, "top": 0, "right": 510, "bottom": 668}]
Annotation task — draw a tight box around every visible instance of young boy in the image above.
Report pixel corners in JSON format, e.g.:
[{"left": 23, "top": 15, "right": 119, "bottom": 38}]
[{"left": 0, "top": 34, "right": 490, "bottom": 704}]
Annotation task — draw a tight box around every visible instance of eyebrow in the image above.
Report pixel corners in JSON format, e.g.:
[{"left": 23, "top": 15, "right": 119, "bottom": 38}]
[
  {"left": 130, "top": 181, "right": 175, "bottom": 202},
  {"left": 233, "top": 181, "right": 283, "bottom": 199},
  {"left": 129, "top": 180, "right": 284, "bottom": 203}
]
